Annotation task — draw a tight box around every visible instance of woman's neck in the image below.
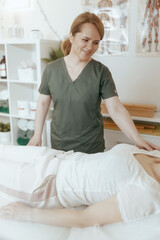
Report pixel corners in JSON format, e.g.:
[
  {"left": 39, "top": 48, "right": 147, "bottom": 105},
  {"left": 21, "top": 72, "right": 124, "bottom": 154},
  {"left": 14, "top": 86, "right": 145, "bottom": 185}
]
[
  {"left": 63, "top": 55, "right": 92, "bottom": 82},
  {"left": 64, "top": 53, "right": 92, "bottom": 66},
  {"left": 134, "top": 154, "right": 160, "bottom": 183}
]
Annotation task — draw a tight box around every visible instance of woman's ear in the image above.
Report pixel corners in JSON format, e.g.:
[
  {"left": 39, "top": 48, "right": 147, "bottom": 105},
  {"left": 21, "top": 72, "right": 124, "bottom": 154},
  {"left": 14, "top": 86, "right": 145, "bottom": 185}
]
[{"left": 69, "top": 33, "right": 73, "bottom": 43}]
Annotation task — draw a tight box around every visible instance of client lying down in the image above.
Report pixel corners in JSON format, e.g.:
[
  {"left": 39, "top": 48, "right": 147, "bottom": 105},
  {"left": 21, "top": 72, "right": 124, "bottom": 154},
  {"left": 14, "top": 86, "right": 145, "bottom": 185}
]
[{"left": 0, "top": 143, "right": 160, "bottom": 227}]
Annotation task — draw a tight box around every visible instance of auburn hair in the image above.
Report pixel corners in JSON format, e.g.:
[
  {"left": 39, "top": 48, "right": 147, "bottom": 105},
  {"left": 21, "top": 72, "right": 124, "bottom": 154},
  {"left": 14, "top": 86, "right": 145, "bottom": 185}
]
[{"left": 61, "top": 12, "right": 104, "bottom": 56}]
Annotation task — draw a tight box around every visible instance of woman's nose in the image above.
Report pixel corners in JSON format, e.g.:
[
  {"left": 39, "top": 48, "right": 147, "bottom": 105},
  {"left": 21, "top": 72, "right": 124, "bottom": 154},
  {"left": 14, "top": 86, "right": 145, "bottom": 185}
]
[{"left": 86, "top": 42, "right": 93, "bottom": 50}]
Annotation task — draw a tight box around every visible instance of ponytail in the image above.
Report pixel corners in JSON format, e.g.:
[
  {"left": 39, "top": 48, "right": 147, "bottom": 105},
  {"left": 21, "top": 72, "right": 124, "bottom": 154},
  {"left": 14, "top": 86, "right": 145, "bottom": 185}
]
[{"left": 61, "top": 38, "right": 72, "bottom": 56}]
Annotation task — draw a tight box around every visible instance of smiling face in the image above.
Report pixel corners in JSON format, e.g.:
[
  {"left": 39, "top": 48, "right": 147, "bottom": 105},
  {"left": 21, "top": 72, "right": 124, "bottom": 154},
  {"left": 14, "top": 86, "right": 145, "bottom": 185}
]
[{"left": 69, "top": 23, "right": 101, "bottom": 61}]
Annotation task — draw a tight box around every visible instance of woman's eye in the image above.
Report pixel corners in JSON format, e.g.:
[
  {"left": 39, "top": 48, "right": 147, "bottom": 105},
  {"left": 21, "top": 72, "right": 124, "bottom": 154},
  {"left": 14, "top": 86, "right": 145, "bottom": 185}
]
[
  {"left": 94, "top": 42, "right": 99, "bottom": 45},
  {"left": 83, "top": 39, "right": 88, "bottom": 42}
]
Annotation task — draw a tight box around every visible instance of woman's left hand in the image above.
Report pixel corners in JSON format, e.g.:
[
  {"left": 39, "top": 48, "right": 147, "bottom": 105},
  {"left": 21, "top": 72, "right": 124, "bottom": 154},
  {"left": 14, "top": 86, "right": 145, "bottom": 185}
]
[
  {"left": 135, "top": 137, "right": 160, "bottom": 151},
  {"left": 0, "top": 202, "right": 31, "bottom": 222}
]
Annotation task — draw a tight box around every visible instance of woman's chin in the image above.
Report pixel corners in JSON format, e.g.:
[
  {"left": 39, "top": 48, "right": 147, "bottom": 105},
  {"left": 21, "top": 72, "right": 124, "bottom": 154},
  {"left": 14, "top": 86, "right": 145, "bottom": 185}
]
[{"left": 80, "top": 54, "right": 91, "bottom": 61}]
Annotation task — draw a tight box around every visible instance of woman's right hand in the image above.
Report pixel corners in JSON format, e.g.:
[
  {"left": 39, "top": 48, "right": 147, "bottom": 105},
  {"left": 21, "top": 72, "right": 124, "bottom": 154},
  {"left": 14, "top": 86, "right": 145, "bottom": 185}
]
[
  {"left": 0, "top": 202, "right": 32, "bottom": 222},
  {"left": 27, "top": 135, "right": 42, "bottom": 146}
]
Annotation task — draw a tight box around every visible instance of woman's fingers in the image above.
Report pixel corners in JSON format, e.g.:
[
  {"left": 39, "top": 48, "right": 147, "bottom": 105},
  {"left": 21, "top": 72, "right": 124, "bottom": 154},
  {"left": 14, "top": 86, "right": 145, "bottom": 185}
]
[
  {"left": 136, "top": 137, "right": 160, "bottom": 151},
  {"left": 0, "top": 202, "right": 30, "bottom": 221}
]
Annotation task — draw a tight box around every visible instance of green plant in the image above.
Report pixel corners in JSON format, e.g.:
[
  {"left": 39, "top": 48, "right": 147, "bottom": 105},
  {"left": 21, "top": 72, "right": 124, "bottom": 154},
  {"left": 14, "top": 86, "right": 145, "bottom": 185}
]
[
  {"left": 0, "top": 122, "right": 10, "bottom": 132},
  {"left": 42, "top": 44, "right": 64, "bottom": 63}
]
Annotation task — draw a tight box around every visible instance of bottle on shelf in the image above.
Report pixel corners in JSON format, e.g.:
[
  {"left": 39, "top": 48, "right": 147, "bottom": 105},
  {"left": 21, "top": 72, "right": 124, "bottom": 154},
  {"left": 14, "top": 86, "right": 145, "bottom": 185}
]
[{"left": 0, "top": 55, "right": 7, "bottom": 79}]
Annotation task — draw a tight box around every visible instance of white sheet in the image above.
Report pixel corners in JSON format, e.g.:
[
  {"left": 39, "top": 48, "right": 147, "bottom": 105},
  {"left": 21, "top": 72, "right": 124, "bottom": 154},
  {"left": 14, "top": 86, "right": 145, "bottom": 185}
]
[
  {"left": 0, "top": 144, "right": 160, "bottom": 239},
  {"left": 0, "top": 213, "right": 160, "bottom": 240}
]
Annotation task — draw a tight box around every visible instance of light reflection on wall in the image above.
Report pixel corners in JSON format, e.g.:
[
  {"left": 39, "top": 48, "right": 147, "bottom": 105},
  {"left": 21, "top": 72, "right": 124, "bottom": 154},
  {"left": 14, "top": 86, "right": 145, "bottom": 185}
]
[{"left": 4, "top": 0, "right": 33, "bottom": 10}]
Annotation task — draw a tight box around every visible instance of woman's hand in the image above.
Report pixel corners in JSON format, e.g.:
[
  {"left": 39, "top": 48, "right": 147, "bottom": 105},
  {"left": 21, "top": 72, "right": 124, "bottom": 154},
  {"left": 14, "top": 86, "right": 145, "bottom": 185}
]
[
  {"left": 27, "top": 135, "right": 42, "bottom": 146},
  {"left": 0, "top": 202, "right": 31, "bottom": 222},
  {"left": 135, "top": 136, "right": 160, "bottom": 151}
]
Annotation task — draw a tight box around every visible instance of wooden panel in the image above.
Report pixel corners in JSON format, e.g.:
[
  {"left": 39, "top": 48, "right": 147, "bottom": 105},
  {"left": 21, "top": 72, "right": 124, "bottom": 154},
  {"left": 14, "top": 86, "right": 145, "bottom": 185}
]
[
  {"left": 101, "top": 102, "right": 156, "bottom": 118},
  {"left": 103, "top": 118, "right": 160, "bottom": 136}
]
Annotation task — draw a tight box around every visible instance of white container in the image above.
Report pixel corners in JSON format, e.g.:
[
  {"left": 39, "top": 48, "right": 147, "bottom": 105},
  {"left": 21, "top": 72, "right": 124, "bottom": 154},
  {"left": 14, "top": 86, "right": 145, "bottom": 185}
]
[
  {"left": 0, "top": 89, "right": 9, "bottom": 100},
  {"left": 27, "top": 120, "right": 35, "bottom": 131},
  {"left": 29, "top": 101, "right": 37, "bottom": 118},
  {"left": 0, "top": 131, "right": 11, "bottom": 144},
  {"left": 17, "top": 100, "right": 29, "bottom": 117},
  {"left": 17, "top": 68, "right": 36, "bottom": 82},
  {"left": 17, "top": 119, "right": 28, "bottom": 131},
  {"left": 29, "top": 30, "right": 43, "bottom": 39}
]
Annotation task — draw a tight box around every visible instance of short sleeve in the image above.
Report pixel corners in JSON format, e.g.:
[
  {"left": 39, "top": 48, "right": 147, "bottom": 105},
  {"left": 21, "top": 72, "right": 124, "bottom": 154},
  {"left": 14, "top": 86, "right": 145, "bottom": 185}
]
[
  {"left": 117, "top": 183, "right": 160, "bottom": 222},
  {"left": 39, "top": 65, "right": 51, "bottom": 95},
  {"left": 100, "top": 67, "right": 118, "bottom": 99}
]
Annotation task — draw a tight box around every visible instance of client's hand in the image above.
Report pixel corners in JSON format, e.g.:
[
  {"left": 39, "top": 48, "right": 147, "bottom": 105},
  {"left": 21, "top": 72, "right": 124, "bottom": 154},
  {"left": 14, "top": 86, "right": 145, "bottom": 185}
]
[{"left": 0, "top": 202, "right": 31, "bottom": 222}]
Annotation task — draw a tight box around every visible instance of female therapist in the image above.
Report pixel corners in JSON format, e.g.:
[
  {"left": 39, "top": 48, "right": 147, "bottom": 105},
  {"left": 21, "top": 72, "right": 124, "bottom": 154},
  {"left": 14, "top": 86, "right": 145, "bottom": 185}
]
[{"left": 28, "top": 12, "right": 158, "bottom": 153}]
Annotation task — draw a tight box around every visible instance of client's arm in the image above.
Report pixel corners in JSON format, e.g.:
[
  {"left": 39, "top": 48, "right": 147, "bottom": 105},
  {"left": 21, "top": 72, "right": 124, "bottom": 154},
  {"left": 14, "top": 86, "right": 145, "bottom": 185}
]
[{"left": 0, "top": 195, "right": 122, "bottom": 227}]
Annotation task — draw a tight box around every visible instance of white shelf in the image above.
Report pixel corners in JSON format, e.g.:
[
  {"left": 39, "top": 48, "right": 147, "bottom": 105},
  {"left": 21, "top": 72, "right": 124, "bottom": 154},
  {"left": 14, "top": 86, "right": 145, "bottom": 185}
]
[
  {"left": 0, "top": 79, "right": 8, "bottom": 82},
  {"left": 0, "top": 39, "right": 59, "bottom": 146},
  {"left": 102, "top": 111, "right": 160, "bottom": 124},
  {"left": 0, "top": 39, "right": 59, "bottom": 45},
  {"left": 11, "top": 114, "right": 35, "bottom": 120},
  {"left": 0, "top": 113, "right": 10, "bottom": 117},
  {"left": 9, "top": 80, "right": 38, "bottom": 84}
]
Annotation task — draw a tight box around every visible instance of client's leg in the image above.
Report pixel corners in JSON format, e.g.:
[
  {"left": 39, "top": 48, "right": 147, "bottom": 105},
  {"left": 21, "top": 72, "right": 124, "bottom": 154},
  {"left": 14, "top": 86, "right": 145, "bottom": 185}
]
[
  {"left": 0, "top": 145, "right": 63, "bottom": 209},
  {"left": 0, "top": 195, "right": 122, "bottom": 227}
]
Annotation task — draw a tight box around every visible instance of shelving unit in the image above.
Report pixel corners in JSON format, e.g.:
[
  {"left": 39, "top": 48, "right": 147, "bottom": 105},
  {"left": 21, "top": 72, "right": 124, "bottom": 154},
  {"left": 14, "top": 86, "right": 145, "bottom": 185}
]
[
  {"left": 102, "top": 112, "right": 160, "bottom": 124},
  {"left": 0, "top": 39, "right": 59, "bottom": 146}
]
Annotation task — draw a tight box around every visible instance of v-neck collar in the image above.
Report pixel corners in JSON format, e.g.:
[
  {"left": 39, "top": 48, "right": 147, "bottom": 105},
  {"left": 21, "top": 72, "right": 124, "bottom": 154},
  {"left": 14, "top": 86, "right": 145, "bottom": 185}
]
[{"left": 62, "top": 57, "right": 93, "bottom": 83}]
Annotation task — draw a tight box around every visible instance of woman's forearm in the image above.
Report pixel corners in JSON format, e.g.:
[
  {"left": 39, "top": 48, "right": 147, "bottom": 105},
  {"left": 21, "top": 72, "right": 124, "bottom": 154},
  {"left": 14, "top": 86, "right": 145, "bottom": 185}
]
[
  {"left": 30, "top": 208, "right": 84, "bottom": 228},
  {"left": 34, "top": 95, "right": 51, "bottom": 137},
  {"left": 0, "top": 196, "right": 122, "bottom": 227},
  {"left": 34, "top": 104, "right": 48, "bottom": 137},
  {"left": 27, "top": 195, "right": 122, "bottom": 227},
  {"left": 110, "top": 104, "right": 140, "bottom": 143},
  {"left": 104, "top": 97, "right": 140, "bottom": 144},
  {"left": 28, "top": 94, "right": 51, "bottom": 146}
]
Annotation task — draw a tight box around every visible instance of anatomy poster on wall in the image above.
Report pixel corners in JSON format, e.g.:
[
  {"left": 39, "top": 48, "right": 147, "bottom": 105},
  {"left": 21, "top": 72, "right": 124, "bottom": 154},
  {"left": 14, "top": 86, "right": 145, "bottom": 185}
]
[
  {"left": 136, "top": 0, "right": 160, "bottom": 55},
  {"left": 81, "top": 0, "right": 130, "bottom": 56}
]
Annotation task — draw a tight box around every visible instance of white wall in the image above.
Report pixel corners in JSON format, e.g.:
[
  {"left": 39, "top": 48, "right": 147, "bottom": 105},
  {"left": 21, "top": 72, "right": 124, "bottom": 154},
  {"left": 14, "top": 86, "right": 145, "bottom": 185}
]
[
  {"left": 1, "top": 0, "right": 160, "bottom": 110},
  {"left": 95, "top": 0, "right": 160, "bottom": 110}
]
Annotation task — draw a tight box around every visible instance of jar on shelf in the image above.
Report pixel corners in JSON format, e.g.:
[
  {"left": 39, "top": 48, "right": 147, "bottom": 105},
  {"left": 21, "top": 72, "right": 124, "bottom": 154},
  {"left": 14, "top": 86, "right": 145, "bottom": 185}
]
[
  {"left": 0, "top": 122, "right": 11, "bottom": 144},
  {"left": 0, "top": 55, "right": 7, "bottom": 79},
  {"left": 29, "top": 30, "right": 43, "bottom": 39},
  {"left": 0, "top": 89, "right": 9, "bottom": 113}
]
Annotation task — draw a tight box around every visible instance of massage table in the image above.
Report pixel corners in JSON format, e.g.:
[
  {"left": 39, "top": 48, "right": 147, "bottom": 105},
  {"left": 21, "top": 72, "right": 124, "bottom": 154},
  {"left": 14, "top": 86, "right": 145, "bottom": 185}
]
[
  {"left": 0, "top": 144, "right": 160, "bottom": 240},
  {"left": 0, "top": 213, "right": 160, "bottom": 240}
]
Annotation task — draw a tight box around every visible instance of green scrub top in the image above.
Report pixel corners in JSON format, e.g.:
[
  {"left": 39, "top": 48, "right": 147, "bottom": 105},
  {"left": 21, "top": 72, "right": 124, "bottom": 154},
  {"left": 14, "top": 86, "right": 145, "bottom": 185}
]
[{"left": 39, "top": 58, "right": 118, "bottom": 153}]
